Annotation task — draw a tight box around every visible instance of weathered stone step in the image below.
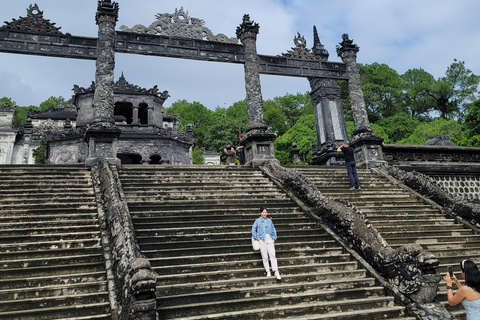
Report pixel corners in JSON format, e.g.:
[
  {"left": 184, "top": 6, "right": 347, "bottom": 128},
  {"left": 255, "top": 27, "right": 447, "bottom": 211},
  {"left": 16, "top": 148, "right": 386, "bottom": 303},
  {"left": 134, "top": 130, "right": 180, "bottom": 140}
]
[
  {"left": 0, "top": 253, "right": 104, "bottom": 269},
  {"left": 0, "top": 207, "right": 99, "bottom": 217},
  {"left": 0, "top": 213, "right": 99, "bottom": 223},
  {"left": 0, "top": 231, "right": 102, "bottom": 244},
  {"left": 0, "top": 194, "right": 94, "bottom": 203},
  {"left": 0, "top": 188, "right": 94, "bottom": 196},
  {"left": 133, "top": 212, "right": 307, "bottom": 223},
  {"left": 127, "top": 200, "right": 299, "bottom": 211},
  {"left": 374, "top": 224, "right": 469, "bottom": 232},
  {"left": 148, "top": 250, "right": 347, "bottom": 268},
  {"left": 138, "top": 234, "right": 331, "bottom": 250},
  {"left": 125, "top": 193, "right": 288, "bottom": 202},
  {"left": 0, "top": 281, "right": 108, "bottom": 300},
  {"left": 0, "top": 269, "right": 106, "bottom": 288},
  {"left": 0, "top": 291, "right": 109, "bottom": 312},
  {"left": 142, "top": 240, "right": 339, "bottom": 258},
  {"left": 368, "top": 218, "right": 455, "bottom": 226},
  {"left": 0, "top": 302, "right": 110, "bottom": 320},
  {"left": 129, "top": 205, "right": 303, "bottom": 215},
  {"left": 0, "top": 219, "right": 99, "bottom": 229},
  {"left": 154, "top": 259, "right": 357, "bottom": 277},
  {"left": 0, "top": 238, "right": 101, "bottom": 252},
  {"left": 382, "top": 234, "right": 480, "bottom": 245},
  {"left": 158, "top": 272, "right": 373, "bottom": 297},
  {"left": 366, "top": 212, "right": 446, "bottom": 219},
  {"left": 0, "top": 225, "right": 101, "bottom": 236},
  {"left": 135, "top": 224, "right": 318, "bottom": 237},
  {"left": 160, "top": 296, "right": 398, "bottom": 320},
  {"left": 157, "top": 266, "right": 366, "bottom": 286},
  {"left": 133, "top": 217, "right": 314, "bottom": 228},
  {"left": 162, "top": 282, "right": 380, "bottom": 306},
  {"left": 0, "top": 245, "right": 103, "bottom": 260},
  {"left": 376, "top": 228, "right": 472, "bottom": 238},
  {"left": 0, "top": 202, "right": 96, "bottom": 210}
]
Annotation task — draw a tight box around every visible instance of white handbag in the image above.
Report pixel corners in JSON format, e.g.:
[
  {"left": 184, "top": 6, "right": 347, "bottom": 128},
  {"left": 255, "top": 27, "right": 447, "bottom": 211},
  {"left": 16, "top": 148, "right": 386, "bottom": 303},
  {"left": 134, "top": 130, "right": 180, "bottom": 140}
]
[
  {"left": 251, "top": 220, "right": 260, "bottom": 250},
  {"left": 251, "top": 237, "right": 260, "bottom": 250}
]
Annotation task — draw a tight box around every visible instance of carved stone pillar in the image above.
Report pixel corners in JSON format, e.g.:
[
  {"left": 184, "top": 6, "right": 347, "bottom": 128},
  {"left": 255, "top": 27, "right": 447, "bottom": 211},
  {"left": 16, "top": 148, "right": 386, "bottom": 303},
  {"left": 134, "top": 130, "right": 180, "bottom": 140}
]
[
  {"left": 336, "top": 34, "right": 385, "bottom": 168},
  {"left": 309, "top": 27, "right": 348, "bottom": 165},
  {"left": 147, "top": 104, "right": 154, "bottom": 127},
  {"left": 132, "top": 105, "right": 139, "bottom": 125},
  {"left": 236, "top": 14, "right": 277, "bottom": 167},
  {"left": 85, "top": 0, "right": 121, "bottom": 167}
]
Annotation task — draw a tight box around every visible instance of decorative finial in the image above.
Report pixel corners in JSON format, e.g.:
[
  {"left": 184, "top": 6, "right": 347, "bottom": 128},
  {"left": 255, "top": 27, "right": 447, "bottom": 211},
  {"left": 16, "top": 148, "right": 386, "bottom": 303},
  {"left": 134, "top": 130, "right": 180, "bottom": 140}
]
[{"left": 312, "top": 25, "right": 329, "bottom": 60}]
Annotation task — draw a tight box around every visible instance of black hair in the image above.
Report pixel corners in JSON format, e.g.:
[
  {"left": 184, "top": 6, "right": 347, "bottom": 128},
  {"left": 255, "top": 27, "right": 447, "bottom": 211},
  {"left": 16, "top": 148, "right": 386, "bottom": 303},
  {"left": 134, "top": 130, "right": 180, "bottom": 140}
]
[
  {"left": 259, "top": 207, "right": 267, "bottom": 212},
  {"left": 460, "top": 260, "right": 480, "bottom": 292}
]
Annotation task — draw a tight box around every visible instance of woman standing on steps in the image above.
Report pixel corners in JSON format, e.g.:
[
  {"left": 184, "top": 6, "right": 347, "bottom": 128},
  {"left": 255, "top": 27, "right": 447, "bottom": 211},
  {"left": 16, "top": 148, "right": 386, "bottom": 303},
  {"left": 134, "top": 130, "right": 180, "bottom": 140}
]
[
  {"left": 444, "top": 259, "right": 480, "bottom": 319},
  {"left": 252, "top": 207, "right": 281, "bottom": 280}
]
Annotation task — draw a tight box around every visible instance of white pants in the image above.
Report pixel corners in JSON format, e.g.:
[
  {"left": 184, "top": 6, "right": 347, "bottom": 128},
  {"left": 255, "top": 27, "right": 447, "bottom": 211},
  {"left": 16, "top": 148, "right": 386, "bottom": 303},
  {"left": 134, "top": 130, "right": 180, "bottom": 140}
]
[{"left": 259, "top": 234, "right": 278, "bottom": 272}]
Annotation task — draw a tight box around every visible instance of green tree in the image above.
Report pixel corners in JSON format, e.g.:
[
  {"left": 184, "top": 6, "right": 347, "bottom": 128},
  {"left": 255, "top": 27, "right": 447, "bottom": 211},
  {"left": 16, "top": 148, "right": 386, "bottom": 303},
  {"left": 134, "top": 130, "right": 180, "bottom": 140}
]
[
  {"left": 274, "top": 114, "right": 316, "bottom": 165},
  {"left": 264, "top": 99, "right": 289, "bottom": 136},
  {"left": 376, "top": 112, "right": 421, "bottom": 143},
  {"left": 203, "top": 112, "right": 240, "bottom": 163},
  {"left": 401, "top": 68, "right": 436, "bottom": 117},
  {"left": 345, "top": 121, "right": 391, "bottom": 144},
  {"left": 398, "top": 118, "right": 466, "bottom": 145},
  {"left": 164, "top": 100, "right": 214, "bottom": 148},
  {"left": 190, "top": 145, "right": 205, "bottom": 164},
  {"left": 273, "top": 92, "right": 313, "bottom": 128},
  {"left": 359, "top": 63, "right": 404, "bottom": 122},
  {"left": 424, "top": 60, "right": 480, "bottom": 119},
  {"left": 32, "top": 138, "right": 48, "bottom": 164},
  {"left": 464, "top": 99, "right": 480, "bottom": 137}
]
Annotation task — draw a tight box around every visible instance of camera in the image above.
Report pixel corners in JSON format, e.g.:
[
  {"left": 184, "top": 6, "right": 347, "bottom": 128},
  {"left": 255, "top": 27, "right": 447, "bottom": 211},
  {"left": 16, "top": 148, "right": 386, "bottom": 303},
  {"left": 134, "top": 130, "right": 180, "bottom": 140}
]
[{"left": 448, "top": 266, "right": 453, "bottom": 277}]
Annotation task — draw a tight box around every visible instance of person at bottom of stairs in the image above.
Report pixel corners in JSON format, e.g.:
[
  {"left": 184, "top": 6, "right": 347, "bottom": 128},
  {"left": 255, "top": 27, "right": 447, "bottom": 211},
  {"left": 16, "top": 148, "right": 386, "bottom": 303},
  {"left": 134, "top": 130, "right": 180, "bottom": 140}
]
[
  {"left": 252, "top": 207, "right": 281, "bottom": 280},
  {"left": 444, "top": 259, "right": 480, "bottom": 320}
]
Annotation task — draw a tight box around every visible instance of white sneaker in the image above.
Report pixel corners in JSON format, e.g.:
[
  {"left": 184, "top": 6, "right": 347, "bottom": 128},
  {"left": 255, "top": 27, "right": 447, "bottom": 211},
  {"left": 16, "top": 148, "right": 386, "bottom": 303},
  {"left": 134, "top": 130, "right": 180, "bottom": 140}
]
[
  {"left": 275, "top": 271, "right": 281, "bottom": 280},
  {"left": 266, "top": 272, "right": 271, "bottom": 277}
]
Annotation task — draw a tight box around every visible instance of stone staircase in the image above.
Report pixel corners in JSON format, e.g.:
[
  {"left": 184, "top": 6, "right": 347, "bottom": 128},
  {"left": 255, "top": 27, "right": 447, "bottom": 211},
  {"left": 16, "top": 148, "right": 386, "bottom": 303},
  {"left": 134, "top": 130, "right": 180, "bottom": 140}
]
[
  {"left": 0, "top": 165, "right": 111, "bottom": 320},
  {"left": 118, "top": 165, "right": 415, "bottom": 320},
  {"left": 293, "top": 166, "right": 480, "bottom": 320}
]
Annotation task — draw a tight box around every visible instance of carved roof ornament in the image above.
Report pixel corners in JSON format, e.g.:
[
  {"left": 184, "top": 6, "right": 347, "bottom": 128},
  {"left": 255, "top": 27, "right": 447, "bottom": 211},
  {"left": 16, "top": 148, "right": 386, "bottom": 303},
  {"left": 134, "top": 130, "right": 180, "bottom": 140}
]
[
  {"left": 282, "top": 32, "right": 317, "bottom": 60},
  {"left": 336, "top": 33, "right": 359, "bottom": 55},
  {"left": 120, "top": 7, "right": 237, "bottom": 44},
  {"left": 3, "top": 3, "right": 62, "bottom": 34},
  {"left": 73, "top": 73, "right": 169, "bottom": 100},
  {"left": 312, "top": 25, "right": 329, "bottom": 60}
]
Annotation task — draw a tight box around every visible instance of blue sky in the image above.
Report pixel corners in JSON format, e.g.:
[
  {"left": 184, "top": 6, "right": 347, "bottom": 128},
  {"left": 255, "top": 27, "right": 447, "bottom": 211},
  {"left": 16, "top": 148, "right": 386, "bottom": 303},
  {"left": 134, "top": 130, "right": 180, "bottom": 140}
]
[{"left": 1, "top": 0, "right": 480, "bottom": 110}]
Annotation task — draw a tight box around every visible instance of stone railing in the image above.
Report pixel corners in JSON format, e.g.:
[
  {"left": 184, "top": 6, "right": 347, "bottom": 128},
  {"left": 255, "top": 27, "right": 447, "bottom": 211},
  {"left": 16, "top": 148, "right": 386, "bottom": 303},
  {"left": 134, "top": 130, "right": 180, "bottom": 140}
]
[
  {"left": 383, "top": 144, "right": 480, "bottom": 165},
  {"left": 381, "top": 166, "right": 480, "bottom": 228},
  {"left": 260, "top": 161, "right": 453, "bottom": 319},
  {"left": 92, "top": 160, "right": 157, "bottom": 320}
]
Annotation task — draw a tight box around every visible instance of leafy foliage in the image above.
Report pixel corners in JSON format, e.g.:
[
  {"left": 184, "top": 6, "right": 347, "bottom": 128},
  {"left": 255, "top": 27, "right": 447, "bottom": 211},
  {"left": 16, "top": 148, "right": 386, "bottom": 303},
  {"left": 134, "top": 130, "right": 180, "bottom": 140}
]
[
  {"left": 274, "top": 114, "right": 316, "bottom": 165},
  {"left": 190, "top": 145, "right": 205, "bottom": 164},
  {"left": 464, "top": 99, "right": 480, "bottom": 137},
  {"left": 398, "top": 118, "right": 466, "bottom": 145},
  {"left": 375, "top": 112, "right": 421, "bottom": 143},
  {"left": 32, "top": 138, "right": 48, "bottom": 164}
]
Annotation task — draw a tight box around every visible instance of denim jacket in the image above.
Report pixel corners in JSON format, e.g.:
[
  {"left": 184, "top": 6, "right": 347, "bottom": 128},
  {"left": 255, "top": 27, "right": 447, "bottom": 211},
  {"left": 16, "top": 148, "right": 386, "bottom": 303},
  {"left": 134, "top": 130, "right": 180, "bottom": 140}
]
[{"left": 252, "top": 217, "right": 277, "bottom": 241}]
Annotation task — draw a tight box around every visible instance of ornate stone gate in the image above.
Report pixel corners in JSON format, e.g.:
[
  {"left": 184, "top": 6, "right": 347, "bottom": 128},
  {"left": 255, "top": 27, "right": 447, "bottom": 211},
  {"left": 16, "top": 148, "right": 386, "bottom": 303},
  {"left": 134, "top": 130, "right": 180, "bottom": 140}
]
[{"left": 0, "top": 1, "right": 383, "bottom": 167}]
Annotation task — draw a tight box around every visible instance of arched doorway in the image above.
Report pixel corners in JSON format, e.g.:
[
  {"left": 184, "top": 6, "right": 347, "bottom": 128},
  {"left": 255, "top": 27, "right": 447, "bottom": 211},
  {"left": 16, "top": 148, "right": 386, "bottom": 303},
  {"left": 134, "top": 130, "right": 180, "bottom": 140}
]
[
  {"left": 117, "top": 153, "right": 142, "bottom": 164},
  {"left": 114, "top": 102, "right": 133, "bottom": 124}
]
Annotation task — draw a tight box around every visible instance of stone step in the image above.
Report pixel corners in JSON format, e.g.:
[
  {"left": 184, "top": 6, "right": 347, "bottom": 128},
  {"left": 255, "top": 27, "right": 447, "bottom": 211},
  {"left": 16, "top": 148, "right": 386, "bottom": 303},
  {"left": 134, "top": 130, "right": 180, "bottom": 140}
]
[
  {"left": 368, "top": 218, "right": 455, "bottom": 226},
  {"left": 156, "top": 266, "right": 367, "bottom": 286},
  {"left": 0, "top": 269, "right": 107, "bottom": 288},
  {"left": 0, "top": 207, "right": 100, "bottom": 217},
  {"left": 0, "top": 253, "right": 105, "bottom": 269},
  {"left": 0, "top": 280, "right": 108, "bottom": 300},
  {"left": 0, "top": 213, "right": 99, "bottom": 223},
  {"left": 0, "top": 202, "right": 97, "bottom": 210},
  {"left": 0, "top": 291, "right": 109, "bottom": 312},
  {"left": 0, "top": 219, "right": 100, "bottom": 229},
  {"left": 0, "top": 302, "right": 110, "bottom": 320},
  {"left": 0, "top": 225, "right": 101, "bottom": 236},
  {"left": 143, "top": 240, "right": 341, "bottom": 258},
  {"left": 0, "top": 245, "right": 103, "bottom": 260},
  {"left": 161, "top": 283, "right": 381, "bottom": 307},
  {"left": 160, "top": 297, "right": 401, "bottom": 320},
  {"left": 153, "top": 259, "right": 358, "bottom": 277},
  {"left": 0, "top": 231, "right": 102, "bottom": 244},
  {"left": 158, "top": 274, "right": 374, "bottom": 297}
]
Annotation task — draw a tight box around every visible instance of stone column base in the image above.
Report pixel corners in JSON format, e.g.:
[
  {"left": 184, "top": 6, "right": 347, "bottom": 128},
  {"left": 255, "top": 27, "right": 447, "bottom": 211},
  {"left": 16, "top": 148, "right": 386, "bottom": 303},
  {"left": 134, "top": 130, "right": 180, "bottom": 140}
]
[
  {"left": 243, "top": 129, "right": 278, "bottom": 168},
  {"left": 350, "top": 134, "right": 386, "bottom": 169},
  {"left": 84, "top": 127, "right": 122, "bottom": 167}
]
